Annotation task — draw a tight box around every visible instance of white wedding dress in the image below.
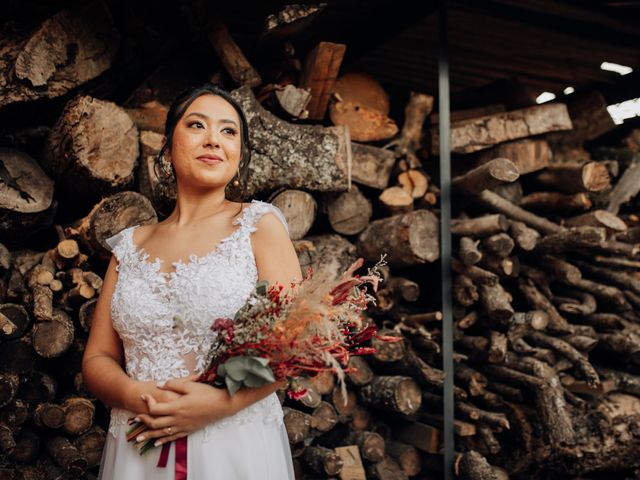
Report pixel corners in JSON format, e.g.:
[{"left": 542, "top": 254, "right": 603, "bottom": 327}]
[{"left": 98, "top": 200, "right": 295, "bottom": 480}]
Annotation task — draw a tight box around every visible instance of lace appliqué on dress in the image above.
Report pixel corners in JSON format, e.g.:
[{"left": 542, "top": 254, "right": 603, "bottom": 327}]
[{"left": 104, "top": 200, "right": 288, "bottom": 438}]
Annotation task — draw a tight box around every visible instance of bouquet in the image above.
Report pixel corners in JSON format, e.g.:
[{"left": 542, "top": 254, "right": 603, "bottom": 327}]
[{"left": 127, "top": 256, "right": 389, "bottom": 457}]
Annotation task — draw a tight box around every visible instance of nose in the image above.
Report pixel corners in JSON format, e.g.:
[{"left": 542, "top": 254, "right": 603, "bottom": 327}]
[{"left": 204, "top": 129, "right": 221, "bottom": 148}]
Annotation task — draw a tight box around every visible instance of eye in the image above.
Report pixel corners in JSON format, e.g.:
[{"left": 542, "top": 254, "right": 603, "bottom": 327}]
[
  {"left": 222, "top": 127, "right": 238, "bottom": 136},
  {"left": 187, "top": 120, "right": 205, "bottom": 129}
]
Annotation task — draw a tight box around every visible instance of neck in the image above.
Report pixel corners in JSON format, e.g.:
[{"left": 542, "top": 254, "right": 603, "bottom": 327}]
[{"left": 166, "top": 182, "right": 229, "bottom": 227}]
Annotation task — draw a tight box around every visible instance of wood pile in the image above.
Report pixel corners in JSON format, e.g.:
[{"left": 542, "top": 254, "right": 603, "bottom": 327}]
[{"left": 1, "top": 3, "right": 640, "bottom": 480}]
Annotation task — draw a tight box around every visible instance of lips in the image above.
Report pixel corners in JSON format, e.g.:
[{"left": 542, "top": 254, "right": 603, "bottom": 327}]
[{"left": 197, "top": 155, "right": 223, "bottom": 164}]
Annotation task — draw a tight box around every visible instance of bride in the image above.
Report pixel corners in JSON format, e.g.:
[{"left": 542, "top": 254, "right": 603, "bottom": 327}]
[{"left": 82, "top": 83, "right": 300, "bottom": 479}]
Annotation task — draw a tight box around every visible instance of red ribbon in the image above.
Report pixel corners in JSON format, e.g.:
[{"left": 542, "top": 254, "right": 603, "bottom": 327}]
[{"left": 157, "top": 437, "right": 188, "bottom": 480}]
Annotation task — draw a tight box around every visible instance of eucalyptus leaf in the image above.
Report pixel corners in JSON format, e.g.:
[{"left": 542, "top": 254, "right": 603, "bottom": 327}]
[
  {"left": 245, "top": 360, "right": 275, "bottom": 383},
  {"left": 255, "top": 280, "right": 269, "bottom": 296},
  {"left": 243, "top": 372, "right": 271, "bottom": 388},
  {"left": 223, "top": 356, "right": 251, "bottom": 381},
  {"left": 225, "top": 376, "right": 243, "bottom": 396}
]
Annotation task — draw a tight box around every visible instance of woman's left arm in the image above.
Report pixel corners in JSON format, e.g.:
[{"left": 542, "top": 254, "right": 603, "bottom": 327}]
[{"left": 136, "top": 211, "right": 302, "bottom": 445}]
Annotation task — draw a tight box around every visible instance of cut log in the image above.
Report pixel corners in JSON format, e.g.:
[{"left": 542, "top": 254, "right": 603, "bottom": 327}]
[
  {"left": 385, "top": 440, "right": 421, "bottom": 477},
  {"left": 45, "top": 436, "right": 87, "bottom": 476},
  {"left": 359, "top": 376, "right": 422, "bottom": 415},
  {"left": 331, "top": 386, "right": 358, "bottom": 418},
  {"left": 270, "top": 189, "right": 316, "bottom": 240},
  {"left": 368, "top": 457, "right": 409, "bottom": 480},
  {"left": 371, "top": 329, "right": 406, "bottom": 363},
  {"left": 283, "top": 407, "right": 312, "bottom": 444},
  {"left": 431, "top": 103, "right": 572, "bottom": 154},
  {"left": 125, "top": 100, "right": 168, "bottom": 133},
  {"left": 451, "top": 214, "right": 509, "bottom": 237},
  {"left": 535, "top": 226, "right": 606, "bottom": 254},
  {"left": 475, "top": 139, "right": 551, "bottom": 174},
  {"left": 66, "top": 191, "right": 157, "bottom": 261},
  {"left": 0, "top": 148, "right": 55, "bottom": 240},
  {"left": 459, "top": 237, "right": 482, "bottom": 265},
  {"left": 300, "top": 42, "right": 346, "bottom": 120},
  {"left": 350, "top": 143, "right": 396, "bottom": 190},
  {"left": 62, "top": 397, "right": 94, "bottom": 435},
  {"left": 310, "top": 401, "right": 338, "bottom": 433},
  {"left": 32, "top": 308, "right": 74, "bottom": 358},
  {"left": 478, "top": 190, "right": 563, "bottom": 235},
  {"left": 330, "top": 72, "right": 398, "bottom": 141},
  {"left": 481, "top": 233, "right": 515, "bottom": 258},
  {"left": 274, "top": 84, "right": 311, "bottom": 119},
  {"left": 535, "top": 162, "right": 611, "bottom": 193},
  {"left": 43, "top": 96, "right": 139, "bottom": 204},
  {"left": 452, "top": 158, "right": 519, "bottom": 195},
  {"left": 0, "top": 3, "right": 119, "bottom": 107},
  {"left": 520, "top": 191, "right": 592, "bottom": 213},
  {"left": 453, "top": 274, "right": 479, "bottom": 306},
  {"left": 456, "top": 450, "right": 500, "bottom": 480},
  {"left": 303, "top": 445, "right": 343, "bottom": 476},
  {"left": 565, "top": 210, "right": 627, "bottom": 233},
  {"left": 208, "top": 20, "right": 262, "bottom": 87},
  {"left": 508, "top": 221, "right": 539, "bottom": 251},
  {"left": 378, "top": 187, "right": 414, "bottom": 215},
  {"left": 357, "top": 210, "right": 439, "bottom": 267},
  {"left": 348, "top": 430, "right": 386, "bottom": 463},
  {"left": 478, "top": 282, "right": 514, "bottom": 323},
  {"left": 606, "top": 155, "right": 640, "bottom": 214},
  {"left": 297, "top": 234, "right": 356, "bottom": 282},
  {"left": 0, "top": 304, "right": 31, "bottom": 341},
  {"left": 396, "top": 91, "right": 434, "bottom": 168},
  {"left": 33, "top": 402, "right": 65, "bottom": 429},
  {"left": 518, "top": 278, "right": 572, "bottom": 333},
  {"left": 137, "top": 130, "right": 176, "bottom": 215},
  {"left": 346, "top": 356, "right": 374, "bottom": 387},
  {"left": 398, "top": 170, "right": 429, "bottom": 199},
  {"left": 392, "top": 421, "right": 440, "bottom": 454},
  {"left": 326, "top": 185, "right": 372, "bottom": 235},
  {"left": 72, "top": 426, "right": 106, "bottom": 469},
  {"left": 260, "top": 4, "right": 325, "bottom": 43},
  {"left": 231, "top": 86, "right": 351, "bottom": 195}
]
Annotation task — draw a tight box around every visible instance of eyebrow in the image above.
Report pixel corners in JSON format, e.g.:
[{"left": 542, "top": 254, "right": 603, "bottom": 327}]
[{"left": 185, "top": 112, "right": 238, "bottom": 127}]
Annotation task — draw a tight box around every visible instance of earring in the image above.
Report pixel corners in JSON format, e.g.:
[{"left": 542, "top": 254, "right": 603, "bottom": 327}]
[
  {"left": 160, "top": 155, "right": 173, "bottom": 178},
  {"left": 232, "top": 172, "right": 240, "bottom": 187}
]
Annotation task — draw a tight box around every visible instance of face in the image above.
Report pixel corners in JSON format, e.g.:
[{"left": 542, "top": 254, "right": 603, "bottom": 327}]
[{"left": 168, "top": 94, "right": 242, "bottom": 189}]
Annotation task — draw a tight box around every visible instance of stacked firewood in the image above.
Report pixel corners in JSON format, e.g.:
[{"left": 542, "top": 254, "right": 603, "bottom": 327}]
[
  {"left": 0, "top": 235, "right": 107, "bottom": 479},
  {"left": 2, "top": 3, "right": 640, "bottom": 480}
]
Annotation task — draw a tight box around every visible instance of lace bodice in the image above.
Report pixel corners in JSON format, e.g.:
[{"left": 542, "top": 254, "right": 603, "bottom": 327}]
[{"left": 104, "top": 200, "right": 288, "bottom": 438}]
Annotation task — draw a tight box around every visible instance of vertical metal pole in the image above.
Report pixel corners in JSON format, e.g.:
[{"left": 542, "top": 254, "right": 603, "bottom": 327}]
[{"left": 438, "top": 0, "right": 455, "bottom": 478}]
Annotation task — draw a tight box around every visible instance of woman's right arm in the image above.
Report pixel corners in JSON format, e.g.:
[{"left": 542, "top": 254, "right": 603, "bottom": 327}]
[{"left": 81, "top": 255, "right": 177, "bottom": 413}]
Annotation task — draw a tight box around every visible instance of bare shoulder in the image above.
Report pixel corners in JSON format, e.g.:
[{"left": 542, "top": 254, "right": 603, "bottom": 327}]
[{"left": 249, "top": 203, "right": 302, "bottom": 284}]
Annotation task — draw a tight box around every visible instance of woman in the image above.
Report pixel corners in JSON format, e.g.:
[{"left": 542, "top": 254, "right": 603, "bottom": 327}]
[{"left": 82, "top": 83, "right": 300, "bottom": 479}]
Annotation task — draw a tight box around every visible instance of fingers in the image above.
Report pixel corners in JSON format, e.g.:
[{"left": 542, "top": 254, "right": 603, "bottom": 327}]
[
  {"left": 134, "top": 414, "right": 178, "bottom": 443},
  {"left": 157, "top": 378, "right": 193, "bottom": 395},
  {"left": 143, "top": 394, "right": 178, "bottom": 416},
  {"left": 153, "top": 431, "right": 188, "bottom": 447}
]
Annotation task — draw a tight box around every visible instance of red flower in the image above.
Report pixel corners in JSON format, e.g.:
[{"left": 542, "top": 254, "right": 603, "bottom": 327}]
[{"left": 287, "top": 388, "right": 308, "bottom": 401}]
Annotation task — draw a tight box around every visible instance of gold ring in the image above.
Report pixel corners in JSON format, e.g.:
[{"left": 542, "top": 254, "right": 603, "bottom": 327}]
[{"left": 166, "top": 426, "right": 173, "bottom": 435}]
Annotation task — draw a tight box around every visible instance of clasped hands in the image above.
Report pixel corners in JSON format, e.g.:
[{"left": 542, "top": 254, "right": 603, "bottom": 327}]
[{"left": 133, "top": 375, "right": 235, "bottom": 447}]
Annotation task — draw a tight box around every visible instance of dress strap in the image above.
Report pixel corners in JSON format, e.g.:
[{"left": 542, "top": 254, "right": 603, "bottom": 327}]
[
  {"left": 104, "top": 226, "right": 135, "bottom": 270},
  {"left": 235, "top": 200, "right": 289, "bottom": 236}
]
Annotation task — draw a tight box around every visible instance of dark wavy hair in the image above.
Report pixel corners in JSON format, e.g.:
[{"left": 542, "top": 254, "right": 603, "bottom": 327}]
[{"left": 154, "top": 83, "right": 251, "bottom": 201}]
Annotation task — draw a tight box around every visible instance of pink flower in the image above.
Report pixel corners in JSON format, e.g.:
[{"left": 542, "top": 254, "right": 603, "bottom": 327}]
[{"left": 211, "top": 318, "right": 235, "bottom": 344}]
